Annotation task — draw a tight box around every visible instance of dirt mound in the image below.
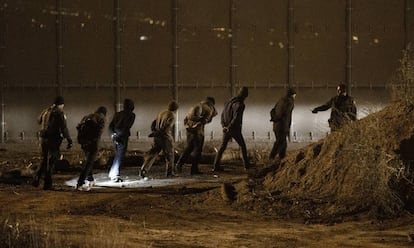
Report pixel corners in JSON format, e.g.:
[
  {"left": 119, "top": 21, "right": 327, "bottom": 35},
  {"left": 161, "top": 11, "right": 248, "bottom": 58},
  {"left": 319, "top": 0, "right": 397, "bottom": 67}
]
[{"left": 246, "top": 101, "right": 414, "bottom": 220}]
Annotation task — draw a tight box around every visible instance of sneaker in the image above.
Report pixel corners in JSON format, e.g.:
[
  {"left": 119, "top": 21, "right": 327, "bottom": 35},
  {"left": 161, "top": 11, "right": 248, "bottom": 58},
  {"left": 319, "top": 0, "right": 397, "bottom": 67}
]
[
  {"left": 139, "top": 169, "right": 147, "bottom": 178},
  {"left": 111, "top": 177, "right": 123, "bottom": 183},
  {"left": 75, "top": 184, "right": 91, "bottom": 192},
  {"left": 86, "top": 179, "right": 96, "bottom": 188}
]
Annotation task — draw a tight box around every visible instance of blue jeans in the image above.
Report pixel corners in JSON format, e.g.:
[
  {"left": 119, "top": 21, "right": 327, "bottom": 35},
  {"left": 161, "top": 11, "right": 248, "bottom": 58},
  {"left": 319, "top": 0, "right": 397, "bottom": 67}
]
[{"left": 109, "top": 137, "right": 128, "bottom": 180}]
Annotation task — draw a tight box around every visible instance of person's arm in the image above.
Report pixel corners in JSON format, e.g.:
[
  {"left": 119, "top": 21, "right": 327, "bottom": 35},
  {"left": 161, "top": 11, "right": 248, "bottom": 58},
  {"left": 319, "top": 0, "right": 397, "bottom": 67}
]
[
  {"left": 312, "top": 98, "right": 334, "bottom": 113},
  {"left": 227, "top": 102, "right": 244, "bottom": 130}
]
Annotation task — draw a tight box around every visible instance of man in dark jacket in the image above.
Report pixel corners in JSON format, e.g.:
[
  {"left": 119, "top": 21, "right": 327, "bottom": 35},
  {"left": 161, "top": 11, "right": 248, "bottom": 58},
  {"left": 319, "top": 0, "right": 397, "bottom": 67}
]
[
  {"left": 108, "top": 99, "right": 135, "bottom": 182},
  {"left": 213, "top": 87, "right": 250, "bottom": 172},
  {"left": 312, "top": 84, "right": 357, "bottom": 131},
  {"left": 76, "top": 106, "right": 107, "bottom": 191},
  {"left": 176, "top": 97, "right": 217, "bottom": 175},
  {"left": 269, "top": 87, "right": 296, "bottom": 160},
  {"left": 33, "top": 96, "right": 73, "bottom": 190},
  {"left": 140, "top": 100, "right": 179, "bottom": 177}
]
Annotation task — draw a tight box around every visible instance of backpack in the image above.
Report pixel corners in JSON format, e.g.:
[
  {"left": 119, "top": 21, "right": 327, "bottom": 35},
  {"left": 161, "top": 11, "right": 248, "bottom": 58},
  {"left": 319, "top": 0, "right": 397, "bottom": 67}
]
[
  {"left": 77, "top": 115, "right": 100, "bottom": 145},
  {"left": 38, "top": 107, "right": 53, "bottom": 138}
]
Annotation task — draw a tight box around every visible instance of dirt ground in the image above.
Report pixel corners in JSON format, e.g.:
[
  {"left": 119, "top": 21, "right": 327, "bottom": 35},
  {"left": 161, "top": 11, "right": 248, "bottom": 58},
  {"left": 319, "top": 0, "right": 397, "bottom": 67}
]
[{"left": 0, "top": 141, "right": 414, "bottom": 248}]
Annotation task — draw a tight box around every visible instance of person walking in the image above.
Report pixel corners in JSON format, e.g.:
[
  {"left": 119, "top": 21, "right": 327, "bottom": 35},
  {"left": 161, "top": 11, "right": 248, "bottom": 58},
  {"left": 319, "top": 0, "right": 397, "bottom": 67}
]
[
  {"left": 212, "top": 87, "right": 251, "bottom": 172},
  {"left": 33, "top": 96, "right": 73, "bottom": 190},
  {"left": 108, "top": 99, "right": 135, "bottom": 182},
  {"left": 269, "top": 87, "right": 296, "bottom": 160},
  {"left": 140, "top": 100, "right": 179, "bottom": 178},
  {"left": 176, "top": 97, "right": 217, "bottom": 175},
  {"left": 311, "top": 84, "right": 357, "bottom": 131},
  {"left": 75, "top": 106, "right": 107, "bottom": 191}
]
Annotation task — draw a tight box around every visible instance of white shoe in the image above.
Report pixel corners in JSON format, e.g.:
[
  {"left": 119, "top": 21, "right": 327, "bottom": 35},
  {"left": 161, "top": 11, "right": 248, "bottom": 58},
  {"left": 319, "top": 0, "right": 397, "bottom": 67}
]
[
  {"left": 75, "top": 183, "right": 91, "bottom": 192},
  {"left": 111, "top": 177, "right": 123, "bottom": 183}
]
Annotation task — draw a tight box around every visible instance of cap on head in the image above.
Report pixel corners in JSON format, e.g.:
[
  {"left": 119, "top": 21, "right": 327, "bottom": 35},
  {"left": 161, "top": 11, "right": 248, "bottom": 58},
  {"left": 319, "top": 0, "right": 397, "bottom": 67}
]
[
  {"left": 205, "top": 96, "right": 215, "bottom": 105},
  {"left": 96, "top": 106, "right": 107, "bottom": 116},
  {"left": 54, "top": 96, "right": 65, "bottom": 105},
  {"left": 123, "top": 98, "right": 134, "bottom": 111},
  {"left": 168, "top": 100, "right": 179, "bottom": 111},
  {"left": 238, "top": 87, "right": 249, "bottom": 98},
  {"left": 287, "top": 87, "right": 296, "bottom": 96}
]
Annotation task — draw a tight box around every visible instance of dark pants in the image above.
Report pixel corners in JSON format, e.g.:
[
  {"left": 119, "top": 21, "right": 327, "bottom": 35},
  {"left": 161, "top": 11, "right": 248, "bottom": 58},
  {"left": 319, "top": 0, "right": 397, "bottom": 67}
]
[
  {"left": 35, "top": 138, "right": 62, "bottom": 190},
  {"left": 141, "top": 134, "right": 174, "bottom": 176},
  {"left": 213, "top": 128, "right": 249, "bottom": 169},
  {"left": 77, "top": 143, "right": 98, "bottom": 187},
  {"left": 176, "top": 129, "right": 204, "bottom": 173},
  {"left": 109, "top": 137, "right": 128, "bottom": 180},
  {"left": 269, "top": 128, "right": 288, "bottom": 160}
]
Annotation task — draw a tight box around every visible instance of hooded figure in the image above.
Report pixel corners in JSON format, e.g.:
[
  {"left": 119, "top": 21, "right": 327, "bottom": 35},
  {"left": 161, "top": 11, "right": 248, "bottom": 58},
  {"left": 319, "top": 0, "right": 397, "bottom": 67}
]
[
  {"left": 76, "top": 106, "right": 107, "bottom": 191},
  {"left": 213, "top": 87, "right": 251, "bottom": 172},
  {"left": 269, "top": 87, "right": 296, "bottom": 160},
  {"left": 108, "top": 98, "right": 136, "bottom": 182}
]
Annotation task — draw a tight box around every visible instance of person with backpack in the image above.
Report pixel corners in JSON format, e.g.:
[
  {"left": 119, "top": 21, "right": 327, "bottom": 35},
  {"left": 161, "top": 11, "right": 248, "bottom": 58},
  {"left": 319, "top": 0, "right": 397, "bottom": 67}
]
[
  {"left": 175, "top": 97, "right": 217, "bottom": 175},
  {"left": 75, "top": 106, "right": 107, "bottom": 191},
  {"left": 269, "top": 87, "right": 296, "bottom": 160},
  {"left": 108, "top": 99, "right": 136, "bottom": 182},
  {"left": 212, "top": 87, "right": 251, "bottom": 172},
  {"left": 32, "top": 96, "right": 73, "bottom": 190},
  {"left": 139, "top": 100, "right": 179, "bottom": 178}
]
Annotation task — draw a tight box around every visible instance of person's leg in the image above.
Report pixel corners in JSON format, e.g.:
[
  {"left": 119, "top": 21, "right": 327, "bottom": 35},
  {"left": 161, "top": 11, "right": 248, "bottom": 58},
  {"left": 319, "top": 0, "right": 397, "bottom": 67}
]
[
  {"left": 231, "top": 131, "right": 250, "bottom": 169},
  {"left": 44, "top": 140, "right": 61, "bottom": 190},
  {"left": 191, "top": 133, "right": 204, "bottom": 175},
  {"left": 278, "top": 131, "right": 288, "bottom": 159},
  {"left": 140, "top": 140, "right": 162, "bottom": 176},
  {"left": 108, "top": 140, "right": 126, "bottom": 180},
  {"left": 176, "top": 130, "right": 196, "bottom": 173},
  {"left": 163, "top": 137, "right": 175, "bottom": 176},
  {"left": 212, "top": 131, "right": 232, "bottom": 171},
  {"left": 77, "top": 144, "right": 98, "bottom": 188},
  {"left": 33, "top": 140, "right": 48, "bottom": 187},
  {"left": 269, "top": 130, "right": 278, "bottom": 159}
]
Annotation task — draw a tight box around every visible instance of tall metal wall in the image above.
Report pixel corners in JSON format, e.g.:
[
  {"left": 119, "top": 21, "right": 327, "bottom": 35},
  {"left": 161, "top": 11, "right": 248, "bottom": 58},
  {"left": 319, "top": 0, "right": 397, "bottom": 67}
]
[{"left": 0, "top": 0, "right": 412, "bottom": 142}]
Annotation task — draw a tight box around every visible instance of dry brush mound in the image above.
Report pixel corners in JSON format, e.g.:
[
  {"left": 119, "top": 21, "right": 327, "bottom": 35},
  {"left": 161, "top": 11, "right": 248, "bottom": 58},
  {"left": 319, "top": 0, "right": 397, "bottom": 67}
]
[{"left": 249, "top": 101, "right": 414, "bottom": 219}]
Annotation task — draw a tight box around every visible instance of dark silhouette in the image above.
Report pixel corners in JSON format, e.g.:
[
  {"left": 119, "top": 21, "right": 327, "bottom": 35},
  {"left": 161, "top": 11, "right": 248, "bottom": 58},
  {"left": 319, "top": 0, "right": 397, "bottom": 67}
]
[
  {"left": 176, "top": 97, "right": 217, "bottom": 175},
  {"left": 33, "top": 96, "right": 73, "bottom": 190},
  {"left": 269, "top": 87, "right": 296, "bottom": 160},
  {"left": 140, "top": 101, "right": 179, "bottom": 177},
  {"left": 76, "top": 106, "right": 107, "bottom": 191},
  {"left": 108, "top": 99, "right": 135, "bottom": 182},
  {"left": 213, "top": 87, "right": 251, "bottom": 172},
  {"left": 312, "top": 84, "right": 357, "bottom": 131}
]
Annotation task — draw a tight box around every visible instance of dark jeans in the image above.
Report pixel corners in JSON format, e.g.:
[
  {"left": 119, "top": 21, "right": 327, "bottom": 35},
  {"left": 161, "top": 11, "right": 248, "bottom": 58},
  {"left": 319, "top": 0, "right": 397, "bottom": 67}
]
[
  {"left": 213, "top": 128, "right": 249, "bottom": 168},
  {"left": 36, "top": 138, "right": 62, "bottom": 189},
  {"left": 176, "top": 129, "right": 204, "bottom": 172},
  {"left": 269, "top": 128, "right": 288, "bottom": 159},
  {"left": 109, "top": 137, "right": 128, "bottom": 180},
  {"left": 141, "top": 135, "right": 174, "bottom": 176},
  {"left": 77, "top": 143, "right": 98, "bottom": 186}
]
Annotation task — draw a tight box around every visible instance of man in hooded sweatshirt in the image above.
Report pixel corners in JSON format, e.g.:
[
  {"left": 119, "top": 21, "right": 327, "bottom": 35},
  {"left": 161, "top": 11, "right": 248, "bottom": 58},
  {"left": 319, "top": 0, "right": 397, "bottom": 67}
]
[
  {"left": 212, "top": 87, "right": 250, "bottom": 172},
  {"left": 140, "top": 100, "right": 179, "bottom": 177},
  {"left": 108, "top": 99, "right": 136, "bottom": 182},
  {"left": 269, "top": 87, "right": 296, "bottom": 160},
  {"left": 176, "top": 97, "right": 217, "bottom": 175},
  {"left": 76, "top": 106, "right": 107, "bottom": 191}
]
